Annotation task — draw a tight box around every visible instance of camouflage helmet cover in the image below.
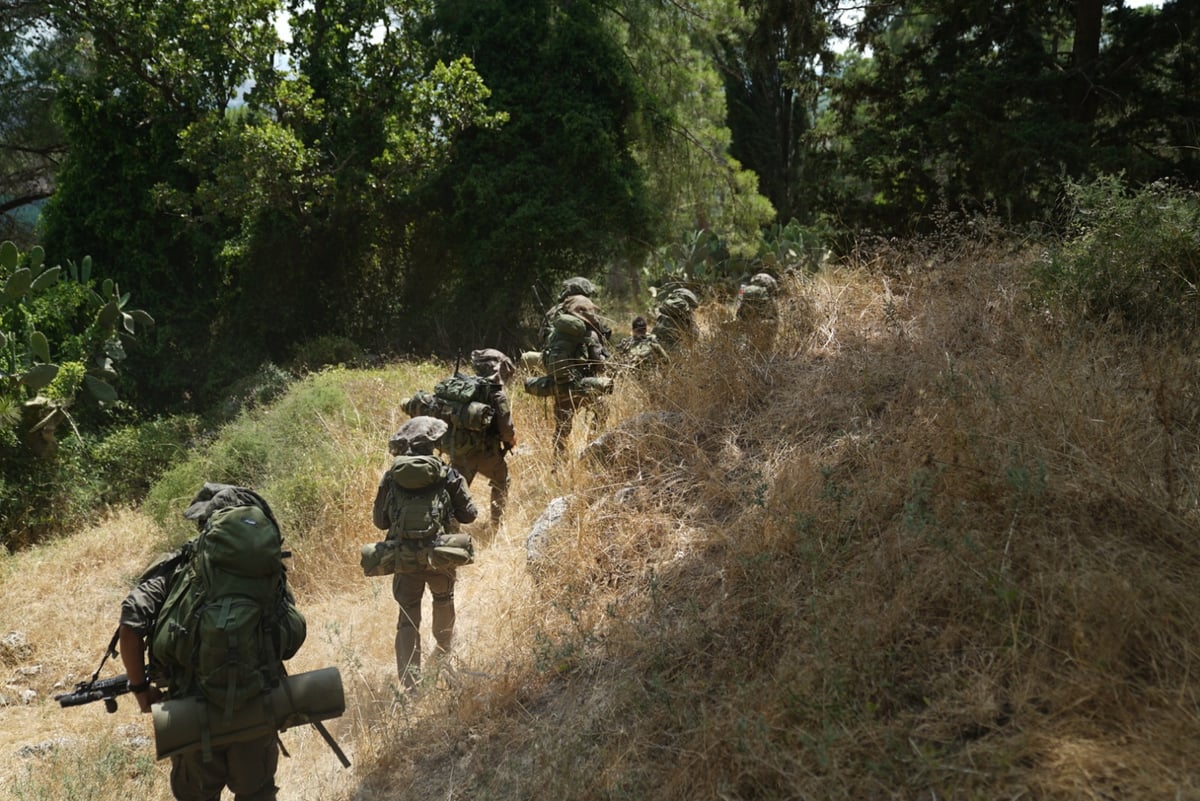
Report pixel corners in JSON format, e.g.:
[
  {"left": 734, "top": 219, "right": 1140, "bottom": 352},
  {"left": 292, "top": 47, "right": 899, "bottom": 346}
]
[
  {"left": 471, "top": 348, "right": 516, "bottom": 384},
  {"left": 749, "top": 273, "right": 778, "bottom": 293},
  {"left": 388, "top": 416, "right": 448, "bottom": 455},
  {"left": 669, "top": 287, "right": 700, "bottom": 309},
  {"left": 558, "top": 276, "right": 597, "bottom": 300}
]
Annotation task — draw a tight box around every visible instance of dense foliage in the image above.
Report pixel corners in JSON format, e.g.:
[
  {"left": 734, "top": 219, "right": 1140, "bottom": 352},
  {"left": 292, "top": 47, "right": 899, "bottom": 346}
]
[{"left": 0, "top": 0, "right": 1196, "bottom": 545}]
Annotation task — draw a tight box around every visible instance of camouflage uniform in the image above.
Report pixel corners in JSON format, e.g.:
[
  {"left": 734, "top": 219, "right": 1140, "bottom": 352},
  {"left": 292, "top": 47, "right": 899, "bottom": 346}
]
[
  {"left": 446, "top": 349, "right": 518, "bottom": 526},
  {"left": 118, "top": 484, "right": 294, "bottom": 801},
  {"left": 651, "top": 287, "right": 700, "bottom": 350},
  {"left": 615, "top": 317, "right": 669, "bottom": 373},
  {"left": 545, "top": 278, "right": 611, "bottom": 456},
  {"left": 374, "top": 417, "right": 478, "bottom": 689},
  {"left": 733, "top": 273, "right": 780, "bottom": 349}
]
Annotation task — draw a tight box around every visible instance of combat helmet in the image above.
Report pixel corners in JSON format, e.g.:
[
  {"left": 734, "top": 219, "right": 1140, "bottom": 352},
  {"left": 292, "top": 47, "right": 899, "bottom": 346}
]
[
  {"left": 388, "top": 416, "right": 448, "bottom": 456},
  {"left": 471, "top": 348, "right": 516, "bottom": 385},
  {"left": 558, "top": 276, "right": 597, "bottom": 300},
  {"left": 748, "top": 273, "right": 778, "bottom": 294},
  {"left": 668, "top": 287, "right": 700, "bottom": 309}
]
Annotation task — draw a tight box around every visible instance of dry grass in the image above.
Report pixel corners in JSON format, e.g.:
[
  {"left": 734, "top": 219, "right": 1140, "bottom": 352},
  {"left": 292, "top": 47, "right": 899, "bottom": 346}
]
[{"left": 3, "top": 237, "right": 1200, "bottom": 799}]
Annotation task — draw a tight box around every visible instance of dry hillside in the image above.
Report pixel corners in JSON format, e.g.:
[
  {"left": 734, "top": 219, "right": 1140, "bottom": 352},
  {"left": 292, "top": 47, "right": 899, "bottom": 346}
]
[{"left": 2, "top": 237, "right": 1199, "bottom": 800}]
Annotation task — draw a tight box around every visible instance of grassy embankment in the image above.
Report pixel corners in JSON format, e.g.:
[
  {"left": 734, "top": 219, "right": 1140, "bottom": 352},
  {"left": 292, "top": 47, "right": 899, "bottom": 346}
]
[{"left": 2, "top": 232, "right": 1199, "bottom": 800}]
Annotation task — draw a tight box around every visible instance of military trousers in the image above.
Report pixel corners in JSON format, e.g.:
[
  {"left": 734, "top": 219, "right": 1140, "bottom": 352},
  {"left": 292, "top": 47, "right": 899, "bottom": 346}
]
[
  {"left": 393, "top": 567, "right": 456, "bottom": 689},
  {"left": 169, "top": 733, "right": 279, "bottom": 801},
  {"left": 452, "top": 448, "right": 510, "bottom": 524}
]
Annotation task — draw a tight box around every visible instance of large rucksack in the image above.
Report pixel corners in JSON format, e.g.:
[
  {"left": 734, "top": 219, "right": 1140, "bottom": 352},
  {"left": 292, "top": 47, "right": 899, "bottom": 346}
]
[
  {"left": 542, "top": 313, "right": 591, "bottom": 385},
  {"left": 402, "top": 374, "right": 496, "bottom": 432},
  {"left": 386, "top": 454, "right": 451, "bottom": 542},
  {"left": 368, "top": 454, "right": 476, "bottom": 573},
  {"left": 149, "top": 504, "right": 306, "bottom": 725}
]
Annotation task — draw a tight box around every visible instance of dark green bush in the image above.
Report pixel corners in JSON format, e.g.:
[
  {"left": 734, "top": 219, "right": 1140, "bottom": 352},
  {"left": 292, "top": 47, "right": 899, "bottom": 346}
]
[
  {"left": 0, "top": 413, "right": 201, "bottom": 550},
  {"left": 212, "top": 362, "right": 296, "bottom": 424},
  {"left": 91, "top": 414, "right": 202, "bottom": 507},
  {"left": 289, "top": 335, "right": 364, "bottom": 373},
  {"left": 1033, "top": 176, "right": 1200, "bottom": 334}
]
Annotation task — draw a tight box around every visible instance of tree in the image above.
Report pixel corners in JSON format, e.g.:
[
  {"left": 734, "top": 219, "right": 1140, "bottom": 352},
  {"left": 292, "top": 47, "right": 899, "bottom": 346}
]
[
  {"left": 0, "top": 2, "right": 68, "bottom": 244},
  {"left": 39, "top": 0, "right": 282, "bottom": 407},
  {"left": 406, "top": 0, "right": 653, "bottom": 345},
  {"left": 719, "top": 0, "right": 843, "bottom": 226},
  {"left": 828, "top": 0, "right": 1200, "bottom": 232},
  {"left": 40, "top": 0, "right": 499, "bottom": 405}
]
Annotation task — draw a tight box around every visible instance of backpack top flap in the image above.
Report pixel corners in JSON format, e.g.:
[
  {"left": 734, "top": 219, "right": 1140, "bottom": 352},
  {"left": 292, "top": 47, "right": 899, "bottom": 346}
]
[
  {"left": 389, "top": 454, "right": 448, "bottom": 490},
  {"left": 434, "top": 374, "right": 485, "bottom": 404},
  {"left": 550, "top": 313, "right": 588, "bottom": 342},
  {"left": 200, "top": 505, "right": 285, "bottom": 581}
]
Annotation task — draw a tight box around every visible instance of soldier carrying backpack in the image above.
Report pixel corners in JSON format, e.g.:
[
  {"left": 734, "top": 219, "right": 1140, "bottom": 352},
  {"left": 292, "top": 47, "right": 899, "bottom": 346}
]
[
  {"left": 401, "top": 349, "right": 517, "bottom": 530},
  {"left": 117, "top": 483, "right": 310, "bottom": 801},
  {"left": 652, "top": 287, "right": 701, "bottom": 349},
  {"left": 539, "top": 276, "right": 612, "bottom": 456},
  {"left": 372, "top": 416, "right": 478, "bottom": 691}
]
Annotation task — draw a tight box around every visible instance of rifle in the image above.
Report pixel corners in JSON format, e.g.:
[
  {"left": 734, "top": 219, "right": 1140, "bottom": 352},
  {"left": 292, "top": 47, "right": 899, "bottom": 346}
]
[
  {"left": 55, "top": 628, "right": 131, "bottom": 713},
  {"left": 55, "top": 672, "right": 133, "bottom": 713}
]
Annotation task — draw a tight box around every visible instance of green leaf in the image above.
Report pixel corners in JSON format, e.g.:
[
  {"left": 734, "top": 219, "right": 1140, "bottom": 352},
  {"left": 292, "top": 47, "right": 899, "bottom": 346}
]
[
  {"left": 3, "top": 268, "right": 33, "bottom": 302},
  {"left": 21, "top": 363, "right": 59, "bottom": 391},
  {"left": 101, "top": 277, "right": 114, "bottom": 298},
  {"left": 30, "top": 265, "right": 62, "bottom": 292},
  {"left": 0, "top": 241, "right": 17, "bottom": 271},
  {"left": 28, "top": 246, "right": 45, "bottom": 271},
  {"left": 81, "top": 256, "right": 92, "bottom": 283},
  {"left": 30, "top": 331, "right": 51, "bottom": 362},
  {"left": 97, "top": 299, "right": 120, "bottom": 327},
  {"left": 83, "top": 373, "right": 119, "bottom": 402},
  {"left": 129, "top": 309, "right": 155, "bottom": 326}
]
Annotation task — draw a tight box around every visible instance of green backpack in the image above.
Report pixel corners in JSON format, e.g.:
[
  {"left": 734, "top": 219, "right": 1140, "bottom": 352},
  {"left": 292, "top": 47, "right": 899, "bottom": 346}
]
[
  {"left": 386, "top": 454, "right": 451, "bottom": 542},
  {"left": 403, "top": 376, "right": 496, "bottom": 432},
  {"left": 150, "top": 505, "right": 306, "bottom": 725},
  {"left": 542, "top": 313, "right": 591, "bottom": 384}
]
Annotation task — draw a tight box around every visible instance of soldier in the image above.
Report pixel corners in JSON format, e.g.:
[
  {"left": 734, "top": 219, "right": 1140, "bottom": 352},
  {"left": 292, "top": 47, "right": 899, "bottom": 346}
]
[
  {"left": 615, "top": 315, "right": 669, "bottom": 374},
  {"left": 652, "top": 287, "right": 700, "bottom": 350},
  {"left": 733, "top": 272, "right": 780, "bottom": 349},
  {"left": 446, "top": 348, "right": 518, "bottom": 530},
  {"left": 735, "top": 273, "right": 779, "bottom": 322},
  {"left": 117, "top": 484, "right": 306, "bottom": 801},
  {"left": 542, "top": 276, "right": 611, "bottom": 456},
  {"left": 373, "top": 417, "right": 477, "bottom": 691}
]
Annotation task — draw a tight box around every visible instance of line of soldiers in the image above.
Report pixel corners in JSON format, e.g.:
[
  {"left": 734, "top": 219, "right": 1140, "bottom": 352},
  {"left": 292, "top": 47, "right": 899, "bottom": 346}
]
[{"left": 101, "top": 270, "right": 784, "bottom": 801}]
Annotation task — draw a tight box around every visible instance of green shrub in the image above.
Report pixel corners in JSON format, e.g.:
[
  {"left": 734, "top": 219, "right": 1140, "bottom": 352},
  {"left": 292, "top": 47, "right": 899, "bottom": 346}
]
[
  {"left": 144, "top": 370, "right": 354, "bottom": 541},
  {"left": 91, "top": 414, "right": 201, "bottom": 507},
  {"left": 290, "top": 334, "right": 364, "bottom": 372},
  {"left": 1033, "top": 176, "right": 1200, "bottom": 334},
  {"left": 212, "top": 362, "right": 296, "bottom": 423},
  {"left": 0, "top": 436, "right": 101, "bottom": 549}
]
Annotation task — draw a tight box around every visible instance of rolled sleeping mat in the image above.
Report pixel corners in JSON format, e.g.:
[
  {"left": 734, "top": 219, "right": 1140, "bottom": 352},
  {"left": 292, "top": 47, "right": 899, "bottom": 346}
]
[{"left": 152, "top": 667, "right": 346, "bottom": 760}]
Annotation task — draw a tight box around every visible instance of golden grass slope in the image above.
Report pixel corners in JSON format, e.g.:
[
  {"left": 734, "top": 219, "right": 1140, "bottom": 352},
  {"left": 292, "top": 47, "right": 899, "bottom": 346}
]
[{"left": 2, "top": 240, "right": 1199, "bottom": 799}]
